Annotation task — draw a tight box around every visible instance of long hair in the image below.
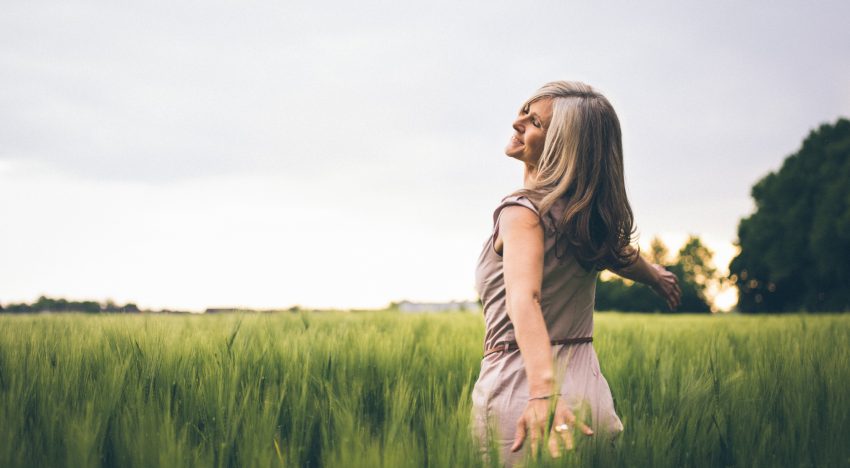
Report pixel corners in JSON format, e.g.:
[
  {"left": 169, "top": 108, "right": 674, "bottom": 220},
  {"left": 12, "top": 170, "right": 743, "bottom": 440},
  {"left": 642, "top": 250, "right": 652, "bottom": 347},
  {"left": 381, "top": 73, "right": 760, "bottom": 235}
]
[{"left": 515, "top": 81, "right": 637, "bottom": 270}]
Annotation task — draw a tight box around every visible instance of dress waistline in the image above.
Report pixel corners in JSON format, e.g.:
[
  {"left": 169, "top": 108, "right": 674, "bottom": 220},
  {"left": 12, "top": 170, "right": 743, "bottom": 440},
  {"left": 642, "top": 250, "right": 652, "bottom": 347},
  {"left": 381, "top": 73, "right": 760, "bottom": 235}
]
[{"left": 482, "top": 336, "right": 593, "bottom": 359}]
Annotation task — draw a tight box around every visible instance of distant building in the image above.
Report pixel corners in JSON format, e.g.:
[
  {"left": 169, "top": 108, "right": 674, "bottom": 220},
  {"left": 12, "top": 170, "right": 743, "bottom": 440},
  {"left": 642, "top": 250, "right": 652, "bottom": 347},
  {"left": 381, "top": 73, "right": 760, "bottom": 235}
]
[{"left": 396, "top": 300, "right": 480, "bottom": 313}]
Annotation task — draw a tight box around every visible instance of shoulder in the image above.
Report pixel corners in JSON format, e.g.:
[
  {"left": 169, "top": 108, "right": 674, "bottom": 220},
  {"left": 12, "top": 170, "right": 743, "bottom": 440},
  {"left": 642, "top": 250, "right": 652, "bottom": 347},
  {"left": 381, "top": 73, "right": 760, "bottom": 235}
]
[
  {"left": 491, "top": 194, "right": 544, "bottom": 255},
  {"left": 499, "top": 204, "right": 541, "bottom": 232},
  {"left": 493, "top": 194, "right": 541, "bottom": 225},
  {"left": 496, "top": 195, "right": 543, "bottom": 243}
]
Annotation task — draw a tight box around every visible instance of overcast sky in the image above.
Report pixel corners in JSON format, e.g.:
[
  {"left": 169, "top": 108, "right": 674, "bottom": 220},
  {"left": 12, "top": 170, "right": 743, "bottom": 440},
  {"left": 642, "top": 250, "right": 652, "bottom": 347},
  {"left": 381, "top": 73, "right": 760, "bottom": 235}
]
[{"left": 2, "top": 0, "right": 848, "bottom": 310}]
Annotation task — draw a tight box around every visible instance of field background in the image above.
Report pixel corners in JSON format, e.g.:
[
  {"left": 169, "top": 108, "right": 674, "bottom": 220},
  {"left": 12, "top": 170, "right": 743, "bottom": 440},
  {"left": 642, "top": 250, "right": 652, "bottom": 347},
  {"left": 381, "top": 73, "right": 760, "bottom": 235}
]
[{"left": 1, "top": 312, "right": 848, "bottom": 467}]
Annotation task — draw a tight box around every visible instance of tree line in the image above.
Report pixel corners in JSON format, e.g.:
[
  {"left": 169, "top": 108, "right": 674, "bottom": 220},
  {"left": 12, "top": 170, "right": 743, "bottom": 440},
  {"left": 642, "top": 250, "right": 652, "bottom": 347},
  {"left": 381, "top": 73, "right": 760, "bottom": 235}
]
[{"left": 0, "top": 296, "right": 140, "bottom": 314}]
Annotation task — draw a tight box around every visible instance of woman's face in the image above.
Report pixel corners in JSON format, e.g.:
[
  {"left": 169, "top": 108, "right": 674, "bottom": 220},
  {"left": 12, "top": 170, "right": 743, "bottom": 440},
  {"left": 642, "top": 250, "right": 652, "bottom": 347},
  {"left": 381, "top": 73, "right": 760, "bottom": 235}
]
[{"left": 505, "top": 98, "right": 553, "bottom": 166}]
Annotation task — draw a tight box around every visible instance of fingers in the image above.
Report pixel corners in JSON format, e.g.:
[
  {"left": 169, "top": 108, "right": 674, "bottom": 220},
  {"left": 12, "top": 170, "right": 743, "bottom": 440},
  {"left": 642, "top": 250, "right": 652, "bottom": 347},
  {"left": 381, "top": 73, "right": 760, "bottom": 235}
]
[
  {"left": 565, "top": 410, "right": 594, "bottom": 437},
  {"left": 529, "top": 421, "right": 544, "bottom": 454},
  {"left": 548, "top": 432, "right": 559, "bottom": 457},
  {"left": 548, "top": 426, "right": 571, "bottom": 457},
  {"left": 657, "top": 284, "right": 678, "bottom": 311},
  {"left": 670, "top": 293, "right": 680, "bottom": 311},
  {"left": 670, "top": 276, "right": 682, "bottom": 301},
  {"left": 546, "top": 405, "right": 595, "bottom": 458},
  {"left": 548, "top": 421, "right": 593, "bottom": 458},
  {"left": 661, "top": 273, "right": 681, "bottom": 310},
  {"left": 564, "top": 430, "right": 575, "bottom": 450},
  {"left": 548, "top": 421, "right": 568, "bottom": 458},
  {"left": 671, "top": 284, "right": 681, "bottom": 309},
  {"left": 513, "top": 402, "right": 552, "bottom": 454},
  {"left": 510, "top": 418, "right": 526, "bottom": 452},
  {"left": 652, "top": 266, "right": 682, "bottom": 311},
  {"left": 515, "top": 402, "right": 598, "bottom": 458},
  {"left": 512, "top": 418, "right": 544, "bottom": 453}
]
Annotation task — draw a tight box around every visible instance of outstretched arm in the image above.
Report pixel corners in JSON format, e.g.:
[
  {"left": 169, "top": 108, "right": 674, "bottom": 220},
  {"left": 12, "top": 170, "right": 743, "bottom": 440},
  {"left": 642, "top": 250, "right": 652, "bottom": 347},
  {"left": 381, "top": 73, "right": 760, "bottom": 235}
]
[{"left": 610, "top": 246, "right": 682, "bottom": 311}]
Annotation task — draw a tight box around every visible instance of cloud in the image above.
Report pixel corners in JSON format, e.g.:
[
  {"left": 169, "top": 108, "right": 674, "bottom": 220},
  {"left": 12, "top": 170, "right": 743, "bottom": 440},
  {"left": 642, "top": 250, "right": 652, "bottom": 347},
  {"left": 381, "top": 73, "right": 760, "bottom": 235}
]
[{"left": 4, "top": 0, "right": 848, "bottom": 185}]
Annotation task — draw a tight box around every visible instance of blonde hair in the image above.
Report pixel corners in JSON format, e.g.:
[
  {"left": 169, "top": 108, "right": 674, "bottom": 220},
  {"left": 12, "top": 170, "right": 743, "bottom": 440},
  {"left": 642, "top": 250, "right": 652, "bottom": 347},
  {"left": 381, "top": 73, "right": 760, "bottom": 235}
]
[{"left": 516, "top": 80, "right": 637, "bottom": 270}]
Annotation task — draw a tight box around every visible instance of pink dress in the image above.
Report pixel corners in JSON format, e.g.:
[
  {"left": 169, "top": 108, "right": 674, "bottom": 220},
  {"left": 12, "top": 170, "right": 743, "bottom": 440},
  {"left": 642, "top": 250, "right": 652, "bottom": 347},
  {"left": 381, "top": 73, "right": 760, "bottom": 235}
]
[{"left": 471, "top": 194, "right": 624, "bottom": 466}]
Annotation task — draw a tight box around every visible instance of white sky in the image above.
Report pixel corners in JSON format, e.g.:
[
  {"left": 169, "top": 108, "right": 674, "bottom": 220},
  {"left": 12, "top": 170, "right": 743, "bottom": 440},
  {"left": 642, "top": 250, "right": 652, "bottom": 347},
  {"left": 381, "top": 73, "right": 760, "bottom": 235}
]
[{"left": 2, "top": 0, "right": 849, "bottom": 311}]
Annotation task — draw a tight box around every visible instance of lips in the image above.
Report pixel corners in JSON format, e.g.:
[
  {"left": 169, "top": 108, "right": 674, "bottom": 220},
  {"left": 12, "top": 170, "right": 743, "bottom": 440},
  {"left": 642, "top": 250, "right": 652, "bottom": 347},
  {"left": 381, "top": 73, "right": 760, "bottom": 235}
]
[{"left": 511, "top": 135, "right": 523, "bottom": 145}]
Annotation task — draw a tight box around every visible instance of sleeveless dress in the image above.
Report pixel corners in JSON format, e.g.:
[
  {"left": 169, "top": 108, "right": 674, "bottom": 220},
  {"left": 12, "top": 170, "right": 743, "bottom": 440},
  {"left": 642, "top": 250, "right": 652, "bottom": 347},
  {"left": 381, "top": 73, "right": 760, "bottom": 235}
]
[{"left": 470, "top": 194, "right": 624, "bottom": 467}]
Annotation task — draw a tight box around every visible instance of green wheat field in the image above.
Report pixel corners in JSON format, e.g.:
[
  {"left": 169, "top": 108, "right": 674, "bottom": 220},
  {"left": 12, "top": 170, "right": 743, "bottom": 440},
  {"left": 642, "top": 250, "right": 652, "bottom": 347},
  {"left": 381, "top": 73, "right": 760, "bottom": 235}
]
[{"left": 0, "top": 312, "right": 848, "bottom": 467}]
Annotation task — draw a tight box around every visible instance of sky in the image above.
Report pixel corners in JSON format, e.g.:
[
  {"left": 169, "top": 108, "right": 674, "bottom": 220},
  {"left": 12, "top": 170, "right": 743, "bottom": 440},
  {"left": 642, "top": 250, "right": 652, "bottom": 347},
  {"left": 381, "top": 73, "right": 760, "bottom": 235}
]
[{"left": 2, "top": 0, "right": 849, "bottom": 311}]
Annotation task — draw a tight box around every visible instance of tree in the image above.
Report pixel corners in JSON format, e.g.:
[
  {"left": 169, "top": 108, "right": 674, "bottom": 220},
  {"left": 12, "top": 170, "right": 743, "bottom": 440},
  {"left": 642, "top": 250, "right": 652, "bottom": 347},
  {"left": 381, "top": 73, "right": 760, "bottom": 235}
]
[
  {"left": 668, "top": 236, "right": 714, "bottom": 313},
  {"left": 595, "top": 275, "right": 663, "bottom": 312},
  {"left": 595, "top": 235, "right": 715, "bottom": 313},
  {"left": 729, "top": 118, "right": 850, "bottom": 312},
  {"left": 647, "top": 236, "right": 671, "bottom": 265}
]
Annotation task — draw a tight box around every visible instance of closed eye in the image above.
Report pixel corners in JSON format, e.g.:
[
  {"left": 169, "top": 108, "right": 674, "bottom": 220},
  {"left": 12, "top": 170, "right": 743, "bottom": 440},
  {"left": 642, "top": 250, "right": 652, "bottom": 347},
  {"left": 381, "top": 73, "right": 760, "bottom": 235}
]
[{"left": 521, "top": 106, "right": 542, "bottom": 128}]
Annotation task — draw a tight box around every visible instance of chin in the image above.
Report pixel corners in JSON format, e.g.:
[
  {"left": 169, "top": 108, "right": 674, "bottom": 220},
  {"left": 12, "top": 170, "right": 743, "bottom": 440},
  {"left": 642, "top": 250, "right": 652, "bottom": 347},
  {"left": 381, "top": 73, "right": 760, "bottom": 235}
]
[{"left": 505, "top": 152, "right": 524, "bottom": 162}]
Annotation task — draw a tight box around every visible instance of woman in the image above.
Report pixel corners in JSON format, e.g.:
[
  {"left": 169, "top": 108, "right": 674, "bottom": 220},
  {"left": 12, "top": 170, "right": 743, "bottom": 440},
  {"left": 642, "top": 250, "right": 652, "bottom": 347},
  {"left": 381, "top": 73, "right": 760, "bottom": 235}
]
[{"left": 471, "top": 81, "right": 681, "bottom": 466}]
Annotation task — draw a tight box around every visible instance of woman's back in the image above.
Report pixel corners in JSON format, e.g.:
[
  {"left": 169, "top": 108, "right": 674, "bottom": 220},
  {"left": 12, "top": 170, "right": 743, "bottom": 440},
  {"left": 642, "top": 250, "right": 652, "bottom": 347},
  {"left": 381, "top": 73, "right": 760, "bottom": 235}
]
[{"left": 475, "top": 194, "right": 598, "bottom": 352}]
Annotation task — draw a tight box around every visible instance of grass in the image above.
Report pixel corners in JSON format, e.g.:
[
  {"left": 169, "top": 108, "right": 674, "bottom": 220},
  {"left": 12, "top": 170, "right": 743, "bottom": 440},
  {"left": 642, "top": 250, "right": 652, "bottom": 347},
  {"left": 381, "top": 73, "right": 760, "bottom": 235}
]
[{"left": 0, "top": 311, "right": 848, "bottom": 467}]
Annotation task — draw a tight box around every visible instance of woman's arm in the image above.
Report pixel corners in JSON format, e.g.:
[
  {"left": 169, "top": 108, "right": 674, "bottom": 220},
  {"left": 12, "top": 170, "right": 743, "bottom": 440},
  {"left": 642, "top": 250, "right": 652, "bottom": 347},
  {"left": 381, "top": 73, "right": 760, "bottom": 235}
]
[
  {"left": 611, "top": 246, "right": 657, "bottom": 284},
  {"left": 610, "top": 245, "right": 682, "bottom": 310},
  {"left": 499, "top": 206, "right": 593, "bottom": 457},
  {"left": 499, "top": 206, "right": 554, "bottom": 397}
]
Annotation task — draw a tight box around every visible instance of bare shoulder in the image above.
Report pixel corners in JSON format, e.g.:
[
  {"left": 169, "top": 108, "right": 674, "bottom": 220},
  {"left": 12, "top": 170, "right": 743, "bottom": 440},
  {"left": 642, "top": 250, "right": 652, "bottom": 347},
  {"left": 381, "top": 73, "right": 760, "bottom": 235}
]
[
  {"left": 494, "top": 205, "right": 543, "bottom": 255},
  {"left": 500, "top": 205, "right": 541, "bottom": 231}
]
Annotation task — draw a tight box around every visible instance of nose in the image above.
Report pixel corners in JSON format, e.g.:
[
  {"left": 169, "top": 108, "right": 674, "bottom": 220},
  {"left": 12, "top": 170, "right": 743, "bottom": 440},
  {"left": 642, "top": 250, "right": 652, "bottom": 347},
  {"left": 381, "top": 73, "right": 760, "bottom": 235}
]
[{"left": 512, "top": 117, "right": 524, "bottom": 134}]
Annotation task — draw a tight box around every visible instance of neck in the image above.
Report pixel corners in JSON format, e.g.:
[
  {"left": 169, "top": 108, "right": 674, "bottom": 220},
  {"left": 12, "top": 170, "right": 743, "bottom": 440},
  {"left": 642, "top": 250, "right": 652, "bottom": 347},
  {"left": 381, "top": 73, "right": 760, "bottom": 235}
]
[{"left": 523, "top": 164, "right": 537, "bottom": 189}]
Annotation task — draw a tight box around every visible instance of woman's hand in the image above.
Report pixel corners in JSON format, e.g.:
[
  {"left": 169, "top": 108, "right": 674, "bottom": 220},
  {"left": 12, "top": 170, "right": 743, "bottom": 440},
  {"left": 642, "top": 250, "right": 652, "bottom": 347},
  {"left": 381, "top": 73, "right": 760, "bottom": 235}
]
[
  {"left": 650, "top": 264, "right": 681, "bottom": 311},
  {"left": 510, "top": 397, "right": 594, "bottom": 458}
]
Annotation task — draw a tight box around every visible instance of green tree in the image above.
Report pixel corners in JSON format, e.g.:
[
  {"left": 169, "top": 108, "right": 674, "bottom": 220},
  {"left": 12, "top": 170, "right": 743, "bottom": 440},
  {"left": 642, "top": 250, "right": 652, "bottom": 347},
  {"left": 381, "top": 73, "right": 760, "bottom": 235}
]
[
  {"left": 595, "top": 235, "right": 714, "bottom": 313},
  {"left": 668, "top": 236, "right": 714, "bottom": 313},
  {"left": 647, "top": 236, "right": 671, "bottom": 265},
  {"left": 729, "top": 118, "right": 850, "bottom": 312},
  {"left": 595, "top": 275, "right": 664, "bottom": 312},
  {"left": 77, "top": 301, "right": 101, "bottom": 314}
]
